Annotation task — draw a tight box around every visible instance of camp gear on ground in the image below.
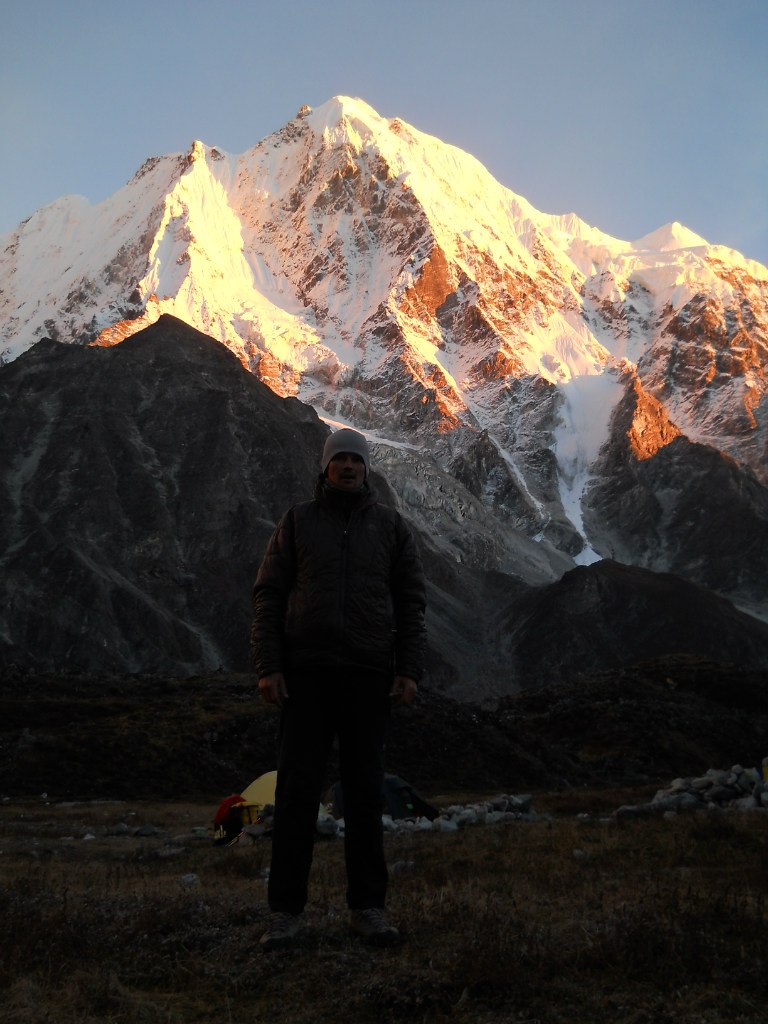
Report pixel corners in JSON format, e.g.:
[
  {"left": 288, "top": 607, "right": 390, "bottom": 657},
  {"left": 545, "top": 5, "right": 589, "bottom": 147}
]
[
  {"left": 325, "top": 773, "right": 439, "bottom": 821},
  {"left": 212, "top": 772, "right": 278, "bottom": 845}
]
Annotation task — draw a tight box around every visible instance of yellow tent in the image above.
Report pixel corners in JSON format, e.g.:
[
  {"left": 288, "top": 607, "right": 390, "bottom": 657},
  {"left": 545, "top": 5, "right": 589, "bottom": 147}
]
[
  {"left": 238, "top": 770, "right": 328, "bottom": 822},
  {"left": 240, "top": 770, "right": 277, "bottom": 809}
]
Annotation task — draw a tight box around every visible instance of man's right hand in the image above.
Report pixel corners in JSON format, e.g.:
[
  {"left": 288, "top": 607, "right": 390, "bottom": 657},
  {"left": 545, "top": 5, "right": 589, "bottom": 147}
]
[{"left": 259, "top": 672, "right": 288, "bottom": 707}]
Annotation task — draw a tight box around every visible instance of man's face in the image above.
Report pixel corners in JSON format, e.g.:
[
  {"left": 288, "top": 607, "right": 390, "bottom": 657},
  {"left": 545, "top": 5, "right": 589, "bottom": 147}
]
[{"left": 327, "top": 451, "right": 366, "bottom": 490}]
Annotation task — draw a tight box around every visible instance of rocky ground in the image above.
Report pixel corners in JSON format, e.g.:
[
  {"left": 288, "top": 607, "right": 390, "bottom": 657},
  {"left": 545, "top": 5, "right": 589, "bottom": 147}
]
[{"left": 2, "top": 656, "right": 768, "bottom": 1024}]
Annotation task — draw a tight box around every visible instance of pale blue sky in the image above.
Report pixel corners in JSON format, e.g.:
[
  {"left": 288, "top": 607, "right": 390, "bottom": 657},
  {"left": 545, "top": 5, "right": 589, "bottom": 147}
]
[{"left": 2, "top": 0, "right": 767, "bottom": 265}]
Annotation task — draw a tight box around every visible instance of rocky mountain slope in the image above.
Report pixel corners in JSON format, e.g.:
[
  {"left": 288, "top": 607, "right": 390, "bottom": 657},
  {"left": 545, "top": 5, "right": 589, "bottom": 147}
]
[
  {"left": 1, "top": 96, "right": 768, "bottom": 696},
  {"left": 1, "top": 316, "right": 767, "bottom": 700}
]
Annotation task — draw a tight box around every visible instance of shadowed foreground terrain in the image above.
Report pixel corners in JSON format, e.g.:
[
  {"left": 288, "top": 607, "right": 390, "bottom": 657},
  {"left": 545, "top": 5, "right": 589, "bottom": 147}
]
[
  {"left": 1, "top": 659, "right": 768, "bottom": 1022},
  {"left": 1, "top": 793, "right": 766, "bottom": 1024}
]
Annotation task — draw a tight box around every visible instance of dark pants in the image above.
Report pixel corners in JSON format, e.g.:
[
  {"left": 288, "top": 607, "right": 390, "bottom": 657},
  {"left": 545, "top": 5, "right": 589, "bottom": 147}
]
[{"left": 267, "top": 668, "right": 391, "bottom": 915}]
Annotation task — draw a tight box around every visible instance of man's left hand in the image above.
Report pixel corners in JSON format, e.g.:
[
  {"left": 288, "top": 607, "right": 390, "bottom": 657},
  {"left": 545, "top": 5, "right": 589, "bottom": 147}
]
[{"left": 390, "top": 676, "right": 418, "bottom": 706}]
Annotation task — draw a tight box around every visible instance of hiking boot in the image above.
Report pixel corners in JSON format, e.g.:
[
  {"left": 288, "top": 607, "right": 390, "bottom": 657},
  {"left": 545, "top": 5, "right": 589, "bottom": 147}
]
[
  {"left": 259, "top": 911, "right": 302, "bottom": 951},
  {"left": 349, "top": 908, "right": 400, "bottom": 946}
]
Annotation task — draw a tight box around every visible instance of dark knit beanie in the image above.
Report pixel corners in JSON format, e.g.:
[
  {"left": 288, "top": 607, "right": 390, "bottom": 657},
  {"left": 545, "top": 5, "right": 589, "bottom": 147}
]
[{"left": 320, "top": 428, "right": 370, "bottom": 477}]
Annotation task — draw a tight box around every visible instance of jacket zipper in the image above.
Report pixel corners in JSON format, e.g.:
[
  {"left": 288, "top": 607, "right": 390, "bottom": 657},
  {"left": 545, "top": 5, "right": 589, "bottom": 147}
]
[{"left": 337, "top": 508, "right": 358, "bottom": 667}]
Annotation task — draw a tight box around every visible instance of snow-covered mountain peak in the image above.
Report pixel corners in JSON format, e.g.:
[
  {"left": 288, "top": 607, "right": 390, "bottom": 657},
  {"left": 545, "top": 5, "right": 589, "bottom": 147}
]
[
  {"left": 305, "top": 94, "right": 383, "bottom": 134},
  {"left": 634, "top": 221, "right": 709, "bottom": 252},
  {"left": 1, "top": 96, "right": 767, "bottom": 578},
  {"left": 187, "top": 139, "right": 208, "bottom": 164}
]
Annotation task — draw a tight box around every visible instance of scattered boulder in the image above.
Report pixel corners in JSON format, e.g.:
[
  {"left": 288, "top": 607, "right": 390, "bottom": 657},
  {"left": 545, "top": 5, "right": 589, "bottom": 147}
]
[
  {"left": 383, "top": 793, "right": 542, "bottom": 834},
  {"left": 616, "top": 762, "right": 768, "bottom": 818}
]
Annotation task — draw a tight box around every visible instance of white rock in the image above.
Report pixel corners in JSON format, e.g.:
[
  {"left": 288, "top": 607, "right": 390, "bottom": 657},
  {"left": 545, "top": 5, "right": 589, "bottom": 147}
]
[
  {"left": 315, "top": 815, "right": 338, "bottom": 837},
  {"left": 484, "top": 811, "right": 506, "bottom": 825},
  {"left": 734, "top": 795, "right": 759, "bottom": 811},
  {"left": 691, "top": 777, "right": 712, "bottom": 790}
]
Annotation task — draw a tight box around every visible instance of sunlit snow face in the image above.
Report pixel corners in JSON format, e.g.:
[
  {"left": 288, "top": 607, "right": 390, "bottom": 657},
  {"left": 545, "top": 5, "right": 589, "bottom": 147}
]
[{"left": 326, "top": 452, "right": 366, "bottom": 490}]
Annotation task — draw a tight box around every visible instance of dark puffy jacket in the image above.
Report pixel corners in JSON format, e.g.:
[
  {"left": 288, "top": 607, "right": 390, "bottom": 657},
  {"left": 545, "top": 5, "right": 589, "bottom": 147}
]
[{"left": 250, "top": 480, "right": 426, "bottom": 680}]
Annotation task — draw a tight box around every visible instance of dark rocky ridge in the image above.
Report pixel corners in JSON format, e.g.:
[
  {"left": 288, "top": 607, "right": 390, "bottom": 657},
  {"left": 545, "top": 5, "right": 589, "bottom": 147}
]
[
  {"left": 582, "top": 376, "right": 768, "bottom": 617},
  {"left": 0, "top": 316, "right": 325, "bottom": 675},
  {"left": 498, "top": 560, "right": 768, "bottom": 694},
  {"left": 2, "top": 657, "right": 767, "bottom": 800},
  {"left": 1, "top": 315, "right": 768, "bottom": 703}
]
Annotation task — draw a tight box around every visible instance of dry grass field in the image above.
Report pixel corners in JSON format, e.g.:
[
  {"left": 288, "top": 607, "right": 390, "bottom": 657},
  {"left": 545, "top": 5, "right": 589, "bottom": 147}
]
[{"left": 1, "top": 790, "right": 767, "bottom": 1024}]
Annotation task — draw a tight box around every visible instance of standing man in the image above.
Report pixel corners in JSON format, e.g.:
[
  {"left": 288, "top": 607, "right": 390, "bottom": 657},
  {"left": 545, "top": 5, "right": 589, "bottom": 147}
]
[{"left": 251, "top": 427, "right": 426, "bottom": 950}]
